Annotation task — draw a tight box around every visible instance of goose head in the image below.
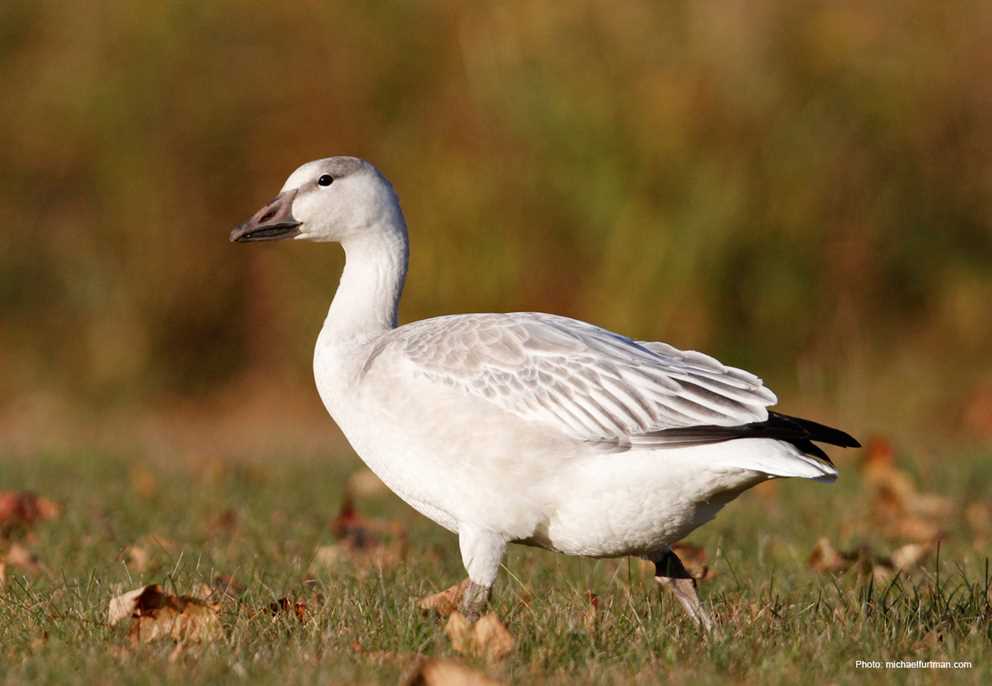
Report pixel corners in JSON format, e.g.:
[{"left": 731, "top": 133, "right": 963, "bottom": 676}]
[{"left": 230, "top": 156, "right": 403, "bottom": 244}]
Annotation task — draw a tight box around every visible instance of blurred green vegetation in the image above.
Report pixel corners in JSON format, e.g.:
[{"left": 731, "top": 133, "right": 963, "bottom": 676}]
[{"left": 1, "top": 1, "right": 990, "bottom": 442}]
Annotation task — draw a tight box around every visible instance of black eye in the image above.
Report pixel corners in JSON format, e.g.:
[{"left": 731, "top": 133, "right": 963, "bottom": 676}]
[{"left": 317, "top": 174, "right": 334, "bottom": 187}]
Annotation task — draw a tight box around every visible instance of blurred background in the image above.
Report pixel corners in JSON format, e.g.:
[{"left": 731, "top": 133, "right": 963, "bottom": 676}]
[{"left": 1, "top": 0, "right": 990, "bottom": 459}]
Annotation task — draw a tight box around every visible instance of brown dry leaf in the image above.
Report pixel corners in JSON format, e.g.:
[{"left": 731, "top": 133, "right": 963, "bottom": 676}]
[
  {"left": 472, "top": 614, "right": 515, "bottom": 661},
  {"left": 912, "top": 493, "right": 954, "bottom": 519},
  {"left": 808, "top": 538, "right": 878, "bottom": 577},
  {"left": 418, "top": 580, "right": 469, "bottom": 617},
  {"left": 808, "top": 538, "right": 932, "bottom": 582},
  {"left": 886, "top": 516, "right": 943, "bottom": 543},
  {"left": 4, "top": 542, "right": 43, "bottom": 573},
  {"left": 859, "top": 437, "right": 952, "bottom": 541},
  {"left": 311, "top": 541, "right": 406, "bottom": 572},
  {"left": 109, "top": 586, "right": 152, "bottom": 625},
  {"left": 191, "top": 583, "right": 214, "bottom": 601},
  {"left": 108, "top": 584, "right": 222, "bottom": 644},
  {"left": 890, "top": 542, "right": 933, "bottom": 571},
  {"left": 0, "top": 561, "right": 6, "bottom": 586},
  {"left": 121, "top": 534, "right": 178, "bottom": 573},
  {"left": 191, "top": 576, "right": 244, "bottom": 604},
  {"left": 444, "top": 612, "right": 514, "bottom": 662},
  {"left": 860, "top": 436, "right": 896, "bottom": 470},
  {"left": 124, "top": 545, "right": 150, "bottom": 572},
  {"left": 402, "top": 657, "right": 504, "bottom": 686},
  {"left": 808, "top": 537, "right": 849, "bottom": 572},
  {"left": 0, "top": 491, "right": 60, "bottom": 539},
  {"left": 330, "top": 495, "right": 405, "bottom": 542},
  {"left": 671, "top": 542, "right": 716, "bottom": 581},
  {"left": 132, "top": 601, "right": 222, "bottom": 644},
  {"left": 861, "top": 442, "right": 916, "bottom": 509},
  {"left": 313, "top": 496, "right": 407, "bottom": 573},
  {"left": 269, "top": 597, "right": 308, "bottom": 622},
  {"left": 444, "top": 612, "right": 474, "bottom": 655}
]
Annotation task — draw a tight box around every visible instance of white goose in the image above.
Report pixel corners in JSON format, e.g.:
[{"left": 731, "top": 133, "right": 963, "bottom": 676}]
[{"left": 231, "top": 157, "right": 859, "bottom": 628}]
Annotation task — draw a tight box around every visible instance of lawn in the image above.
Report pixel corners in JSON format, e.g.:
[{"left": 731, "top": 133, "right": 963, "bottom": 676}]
[{"left": 1, "top": 445, "right": 989, "bottom": 685}]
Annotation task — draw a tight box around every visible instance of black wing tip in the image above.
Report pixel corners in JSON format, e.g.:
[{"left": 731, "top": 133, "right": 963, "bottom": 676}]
[
  {"left": 794, "top": 438, "right": 833, "bottom": 464},
  {"left": 769, "top": 412, "right": 861, "bottom": 449},
  {"left": 637, "top": 412, "right": 860, "bottom": 464}
]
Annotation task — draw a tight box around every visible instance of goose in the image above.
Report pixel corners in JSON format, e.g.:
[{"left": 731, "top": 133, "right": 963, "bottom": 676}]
[{"left": 230, "top": 156, "right": 859, "bottom": 628}]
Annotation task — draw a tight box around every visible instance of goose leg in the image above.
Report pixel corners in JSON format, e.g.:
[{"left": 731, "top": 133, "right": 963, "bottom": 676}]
[
  {"left": 457, "top": 527, "right": 506, "bottom": 622},
  {"left": 652, "top": 549, "right": 714, "bottom": 631}
]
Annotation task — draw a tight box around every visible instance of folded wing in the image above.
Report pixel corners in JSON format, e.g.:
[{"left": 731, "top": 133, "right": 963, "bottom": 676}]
[{"left": 370, "top": 312, "right": 778, "bottom": 448}]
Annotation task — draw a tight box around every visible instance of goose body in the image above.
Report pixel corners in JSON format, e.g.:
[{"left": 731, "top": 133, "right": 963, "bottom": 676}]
[{"left": 232, "top": 156, "right": 859, "bottom": 625}]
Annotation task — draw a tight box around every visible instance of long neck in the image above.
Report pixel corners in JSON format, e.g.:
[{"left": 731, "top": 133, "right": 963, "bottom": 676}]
[{"left": 324, "top": 221, "right": 409, "bottom": 343}]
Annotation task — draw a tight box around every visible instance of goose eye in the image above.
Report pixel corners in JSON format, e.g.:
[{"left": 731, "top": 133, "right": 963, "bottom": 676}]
[{"left": 317, "top": 174, "right": 334, "bottom": 187}]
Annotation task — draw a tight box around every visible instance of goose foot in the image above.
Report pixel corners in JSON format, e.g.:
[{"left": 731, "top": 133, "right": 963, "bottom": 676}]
[
  {"left": 457, "top": 580, "right": 491, "bottom": 623},
  {"left": 457, "top": 526, "right": 505, "bottom": 623},
  {"left": 653, "top": 549, "right": 715, "bottom": 631}
]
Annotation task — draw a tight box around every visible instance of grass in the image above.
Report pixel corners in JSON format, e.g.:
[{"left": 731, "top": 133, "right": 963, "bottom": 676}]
[{"left": 1, "top": 447, "right": 990, "bottom": 684}]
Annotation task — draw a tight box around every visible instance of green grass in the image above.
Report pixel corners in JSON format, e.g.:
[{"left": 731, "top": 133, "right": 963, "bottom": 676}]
[{"left": 1, "top": 448, "right": 990, "bottom": 684}]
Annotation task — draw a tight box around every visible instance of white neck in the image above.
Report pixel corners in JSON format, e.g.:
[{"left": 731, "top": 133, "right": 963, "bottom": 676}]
[{"left": 324, "top": 220, "right": 409, "bottom": 343}]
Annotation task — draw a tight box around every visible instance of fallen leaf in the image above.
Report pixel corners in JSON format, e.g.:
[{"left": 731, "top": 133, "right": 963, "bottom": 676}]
[
  {"left": 859, "top": 437, "right": 950, "bottom": 542},
  {"left": 860, "top": 436, "right": 896, "bottom": 471},
  {"left": 808, "top": 538, "right": 933, "bottom": 581},
  {"left": 191, "top": 578, "right": 243, "bottom": 604},
  {"left": 108, "top": 584, "right": 222, "bottom": 644},
  {"left": 121, "top": 534, "right": 178, "bottom": 573},
  {"left": 808, "top": 538, "right": 847, "bottom": 572},
  {"left": 445, "top": 612, "right": 476, "bottom": 657},
  {"left": 109, "top": 586, "right": 152, "bottom": 625},
  {"left": 890, "top": 542, "right": 933, "bottom": 571},
  {"left": 671, "top": 542, "right": 716, "bottom": 581},
  {"left": 330, "top": 495, "right": 365, "bottom": 541},
  {"left": 444, "top": 612, "right": 514, "bottom": 662},
  {"left": 313, "top": 496, "right": 406, "bottom": 573},
  {"left": 0, "top": 491, "right": 60, "bottom": 539},
  {"left": 471, "top": 614, "right": 515, "bottom": 662},
  {"left": 883, "top": 515, "right": 943, "bottom": 543},
  {"left": 269, "top": 597, "right": 308, "bottom": 622},
  {"left": 402, "top": 657, "right": 504, "bottom": 686},
  {"left": 418, "top": 580, "right": 469, "bottom": 617},
  {"left": 132, "top": 601, "right": 222, "bottom": 644},
  {"left": 124, "top": 545, "right": 150, "bottom": 572},
  {"left": 4, "top": 542, "right": 43, "bottom": 573}
]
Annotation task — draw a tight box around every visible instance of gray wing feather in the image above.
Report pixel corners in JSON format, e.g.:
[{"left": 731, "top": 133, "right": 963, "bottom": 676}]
[{"left": 373, "top": 312, "right": 777, "bottom": 443}]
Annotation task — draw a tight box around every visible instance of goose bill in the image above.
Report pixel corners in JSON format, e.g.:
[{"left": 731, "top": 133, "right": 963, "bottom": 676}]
[{"left": 230, "top": 189, "right": 301, "bottom": 242}]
